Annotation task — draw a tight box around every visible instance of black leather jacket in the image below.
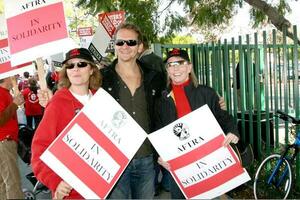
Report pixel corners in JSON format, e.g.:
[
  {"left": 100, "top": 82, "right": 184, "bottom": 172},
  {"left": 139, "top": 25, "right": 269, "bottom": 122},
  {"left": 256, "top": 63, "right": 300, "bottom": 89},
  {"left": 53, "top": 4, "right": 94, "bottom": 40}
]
[
  {"left": 101, "top": 59, "right": 166, "bottom": 133},
  {"left": 155, "top": 82, "right": 239, "bottom": 137}
]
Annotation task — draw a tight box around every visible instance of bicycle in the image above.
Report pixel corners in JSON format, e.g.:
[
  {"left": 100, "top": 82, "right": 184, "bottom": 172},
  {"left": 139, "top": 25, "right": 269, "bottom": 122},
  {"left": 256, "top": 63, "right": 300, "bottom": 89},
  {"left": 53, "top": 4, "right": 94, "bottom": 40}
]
[{"left": 253, "top": 110, "right": 300, "bottom": 199}]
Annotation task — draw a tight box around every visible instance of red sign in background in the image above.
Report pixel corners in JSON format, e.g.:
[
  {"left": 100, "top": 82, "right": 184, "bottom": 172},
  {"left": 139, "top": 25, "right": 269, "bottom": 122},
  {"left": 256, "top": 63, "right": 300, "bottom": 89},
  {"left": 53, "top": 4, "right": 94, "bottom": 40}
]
[
  {"left": 77, "top": 27, "right": 93, "bottom": 37},
  {"left": 48, "top": 113, "right": 129, "bottom": 198},
  {"left": 0, "top": 39, "right": 31, "bottom": 74},
  {"left": 98, "top": 11, "right": 125, "bottom": 28},
  {"left": 6, "top": 2, "right": 67, "bottom": 54}
]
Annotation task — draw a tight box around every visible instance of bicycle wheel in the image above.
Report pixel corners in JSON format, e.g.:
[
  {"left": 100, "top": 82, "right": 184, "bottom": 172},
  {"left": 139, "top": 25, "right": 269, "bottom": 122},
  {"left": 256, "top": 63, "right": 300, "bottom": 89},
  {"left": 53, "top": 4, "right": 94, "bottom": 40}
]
[{"left": 253, "top": 154, "right": 292, "bottom": 199}]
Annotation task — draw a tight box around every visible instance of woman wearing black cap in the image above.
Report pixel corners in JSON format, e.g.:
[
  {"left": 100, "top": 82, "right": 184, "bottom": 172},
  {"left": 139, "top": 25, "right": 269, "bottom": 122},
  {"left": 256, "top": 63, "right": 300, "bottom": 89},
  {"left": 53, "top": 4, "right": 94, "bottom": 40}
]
[
  {"left": 155, "top": 48, "right": 240, "bottom": 199},
  {"left": 31, "top": 48, "right": 101, "bottom": 199}
]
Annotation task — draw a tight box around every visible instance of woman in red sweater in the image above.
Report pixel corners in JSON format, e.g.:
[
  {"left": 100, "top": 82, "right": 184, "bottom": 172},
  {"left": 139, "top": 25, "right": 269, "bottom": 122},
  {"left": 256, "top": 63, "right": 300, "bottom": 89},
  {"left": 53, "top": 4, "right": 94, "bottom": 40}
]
[
  {"left": 22, "top": 78, "right": 43, "bottom": 129},
  {"left": 31, "top": 48, "right": 101, "bottom": 199}
]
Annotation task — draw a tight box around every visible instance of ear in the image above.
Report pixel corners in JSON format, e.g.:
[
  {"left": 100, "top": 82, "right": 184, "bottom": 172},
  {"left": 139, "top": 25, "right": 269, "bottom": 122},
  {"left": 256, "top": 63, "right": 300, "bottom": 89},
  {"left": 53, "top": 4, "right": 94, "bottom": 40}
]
[
  {"left": 187, "top": 63, "right": 192, "bottom": 73},
  {"left": 137, "top": 42, "right": 144, "bottom": 54}
]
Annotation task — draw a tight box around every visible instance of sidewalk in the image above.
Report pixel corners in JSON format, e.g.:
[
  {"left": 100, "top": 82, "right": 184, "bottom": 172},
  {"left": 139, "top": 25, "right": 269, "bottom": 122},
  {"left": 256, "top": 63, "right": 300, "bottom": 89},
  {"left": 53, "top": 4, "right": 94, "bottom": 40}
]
[{"left": 19, "top": 157, "right": 50, "bottom": 199}]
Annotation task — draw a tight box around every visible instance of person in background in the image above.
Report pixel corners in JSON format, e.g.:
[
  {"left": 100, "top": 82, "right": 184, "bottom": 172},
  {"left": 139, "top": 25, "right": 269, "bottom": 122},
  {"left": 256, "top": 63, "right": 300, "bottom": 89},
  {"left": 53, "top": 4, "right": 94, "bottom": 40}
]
[
  {"left": 46, "top": 64, "right": 60, "bottom": 93},
  {"left": 22, "top": 77, "right": 43, "bottom": 130},
  {"left": 155, "top": 49, "right": 239, "bottom": 199},
  {"left": 139, "top": 36, "right": 167, "bottom": 75},
  {"left": 31, "top": 48, "right": 101, "bottom": 199},
  {"left": 0, "top": 77, "right": 25, "bottom": 199},
  {"left": 100, "top": 22, "right": 165, "bottom": 199},
  {"left": 18, "top": 71, "right": 30, "bottom": 91}
]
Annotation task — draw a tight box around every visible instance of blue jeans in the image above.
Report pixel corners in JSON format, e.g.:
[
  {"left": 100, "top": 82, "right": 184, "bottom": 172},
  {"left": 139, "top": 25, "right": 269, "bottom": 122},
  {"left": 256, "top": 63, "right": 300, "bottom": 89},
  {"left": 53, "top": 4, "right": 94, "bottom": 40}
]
[
  {"left": 109, "top": 154, "right": 155, "bottom": 199},
  {"left": 170, "top": 176, "right": 185, "bottom": 199},
  {"left": 154, "top": 163, "right": 171, "bottom": 191}
]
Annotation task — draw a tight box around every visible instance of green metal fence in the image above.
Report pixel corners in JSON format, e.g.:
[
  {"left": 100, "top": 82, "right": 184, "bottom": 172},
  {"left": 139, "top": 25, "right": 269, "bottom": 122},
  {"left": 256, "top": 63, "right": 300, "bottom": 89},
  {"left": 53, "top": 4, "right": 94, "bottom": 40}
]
[{"left": 154, "top": 25, "right": 300, "bottom": 188}]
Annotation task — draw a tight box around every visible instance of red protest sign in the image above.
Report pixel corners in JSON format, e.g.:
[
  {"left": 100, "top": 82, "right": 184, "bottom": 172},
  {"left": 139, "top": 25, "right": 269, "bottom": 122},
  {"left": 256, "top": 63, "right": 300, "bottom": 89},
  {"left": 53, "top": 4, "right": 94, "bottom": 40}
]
[
  {"left": 4, "top": 0, "right": 75, "bottom": 67},
  {"left": 6, "top": 3, "right": 67, "bottom": 54},
  {"left": 47, "top": 113, "right": 128, "bottom": 198},
  {"left": 41, "top": 88, "right": 147, "bottom": 198},
  {"left": 99, "top": 13, "right": 116, "bottom": 38},
  {"left": 0, "top": 38, "right": 33, "bottom": 79},
  {"left": 77, "top": 27, "right": 93, "bottom": 37},
  {"left": 98, "top": 11, "right": 125, "bottom": 29}
]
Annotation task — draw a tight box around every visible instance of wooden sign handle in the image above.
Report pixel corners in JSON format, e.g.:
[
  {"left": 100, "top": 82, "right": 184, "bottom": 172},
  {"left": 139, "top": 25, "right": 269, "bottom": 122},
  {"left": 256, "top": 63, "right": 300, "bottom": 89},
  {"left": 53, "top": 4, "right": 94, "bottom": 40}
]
[
  {"left": 36, "top": 57, "right": 47, "bottom": 90},
  {"left": 10, "top": 76, "right": 20, "bottom": 95}
]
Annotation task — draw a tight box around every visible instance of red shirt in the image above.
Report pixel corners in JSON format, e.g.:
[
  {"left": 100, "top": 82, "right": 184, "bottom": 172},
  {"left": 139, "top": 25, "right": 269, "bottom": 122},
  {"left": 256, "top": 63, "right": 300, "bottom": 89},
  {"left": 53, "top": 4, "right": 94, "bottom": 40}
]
[
  {"left": 22, "top": 88, "right": 43, "bottom": 116},
  {"left": 0, "top": 86, "right": 19, "bottom": 142}
]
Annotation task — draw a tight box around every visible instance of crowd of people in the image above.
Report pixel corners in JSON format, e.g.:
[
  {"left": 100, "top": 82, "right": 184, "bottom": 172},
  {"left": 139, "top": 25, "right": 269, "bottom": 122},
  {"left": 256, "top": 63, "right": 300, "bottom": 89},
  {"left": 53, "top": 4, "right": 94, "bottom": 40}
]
[{"left": 0, "top": 22, "right": 239, "bottom": 199}]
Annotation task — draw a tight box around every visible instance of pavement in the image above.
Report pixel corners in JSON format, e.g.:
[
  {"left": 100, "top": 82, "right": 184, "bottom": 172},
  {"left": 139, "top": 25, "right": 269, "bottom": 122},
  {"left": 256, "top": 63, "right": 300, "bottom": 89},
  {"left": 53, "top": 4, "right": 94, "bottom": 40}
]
[{"left": 19, "top": 157, "right": 51, "bottom": 199}]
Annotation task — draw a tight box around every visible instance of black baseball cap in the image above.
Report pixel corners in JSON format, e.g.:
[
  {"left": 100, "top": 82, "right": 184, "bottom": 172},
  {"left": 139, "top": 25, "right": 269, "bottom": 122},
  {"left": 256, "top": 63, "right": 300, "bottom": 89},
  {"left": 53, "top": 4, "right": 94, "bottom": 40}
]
[
  {"left": 165, "top": 48, "right": 190, "bottom": 63},
  {"left": 62, "top": 48, "right": 94, "bottom": 64}
]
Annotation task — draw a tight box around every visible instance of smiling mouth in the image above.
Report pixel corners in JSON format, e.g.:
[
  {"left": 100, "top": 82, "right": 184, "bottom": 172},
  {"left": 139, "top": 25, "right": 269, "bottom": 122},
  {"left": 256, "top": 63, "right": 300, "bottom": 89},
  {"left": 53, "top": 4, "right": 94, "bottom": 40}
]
[{"left": 174, "top": 73, "right": 182, "bottom": 76}]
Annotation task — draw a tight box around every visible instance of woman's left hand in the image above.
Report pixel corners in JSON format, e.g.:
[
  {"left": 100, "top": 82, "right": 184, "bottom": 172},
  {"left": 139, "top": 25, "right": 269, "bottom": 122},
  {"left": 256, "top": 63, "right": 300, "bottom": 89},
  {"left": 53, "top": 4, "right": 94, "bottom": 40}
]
[{"left": 222, "top": 133, "right": 239, "bottom": 146}]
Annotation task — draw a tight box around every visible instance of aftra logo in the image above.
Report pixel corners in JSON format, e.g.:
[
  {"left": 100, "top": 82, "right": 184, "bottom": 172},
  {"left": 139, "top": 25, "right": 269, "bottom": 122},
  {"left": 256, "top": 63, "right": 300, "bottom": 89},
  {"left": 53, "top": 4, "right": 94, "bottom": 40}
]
[
  {"left": 111, "top": 111, "right": 127, "bottom": 129},
  {"left": 28, "top": 92, "right": 38, "bottom": 103},
  {"left": 173, "top": 122, "right": 190, "bottom": 140}
]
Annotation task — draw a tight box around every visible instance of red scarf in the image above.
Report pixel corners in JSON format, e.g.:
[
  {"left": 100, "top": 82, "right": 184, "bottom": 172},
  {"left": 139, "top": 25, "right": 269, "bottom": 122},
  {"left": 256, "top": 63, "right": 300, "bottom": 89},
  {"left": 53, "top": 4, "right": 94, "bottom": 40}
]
[{"left": 172, "top": 80, "right": 192, "bottom": 118}]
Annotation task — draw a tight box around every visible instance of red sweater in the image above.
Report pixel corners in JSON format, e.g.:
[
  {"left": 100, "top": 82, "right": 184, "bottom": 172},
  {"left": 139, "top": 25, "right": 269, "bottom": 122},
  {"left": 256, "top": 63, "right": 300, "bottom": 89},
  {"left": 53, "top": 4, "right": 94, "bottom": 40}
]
[
  {"left": 0, "top": 86, "right": 19, "bottom": 142},
  {"left": 31, "top": 88, "right": 95, "bottom": 199},
  {"left": 22, "top": 88, "right": 43, "bottom": 116}
]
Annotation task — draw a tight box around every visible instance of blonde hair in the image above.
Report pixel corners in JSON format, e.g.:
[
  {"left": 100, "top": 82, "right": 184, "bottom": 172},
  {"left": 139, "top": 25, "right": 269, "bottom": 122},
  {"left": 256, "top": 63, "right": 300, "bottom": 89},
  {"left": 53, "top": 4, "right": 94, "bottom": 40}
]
[{"left": 58, "top": 61, "right": 102, "bottom": 90}]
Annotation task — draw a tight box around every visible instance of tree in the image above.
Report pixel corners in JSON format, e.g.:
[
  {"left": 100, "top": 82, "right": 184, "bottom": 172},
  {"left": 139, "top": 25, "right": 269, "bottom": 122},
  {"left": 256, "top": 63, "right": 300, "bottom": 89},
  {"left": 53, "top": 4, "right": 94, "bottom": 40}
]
[
  {"left": 77, "top": 0, "right": 298, "bottom": 43},
  {"left": 76, "top": 0, "right": 187, "bottom": 43},
  {"left": 183, "top": 0, "right": 297, "bottom": 41}
]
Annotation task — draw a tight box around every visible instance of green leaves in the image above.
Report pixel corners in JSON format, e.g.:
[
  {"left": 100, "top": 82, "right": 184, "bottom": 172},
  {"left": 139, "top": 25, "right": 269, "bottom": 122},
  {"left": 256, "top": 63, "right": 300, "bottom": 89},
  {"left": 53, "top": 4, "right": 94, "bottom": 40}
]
[{"left": 75, "top": 0, "right": 294, "bottom": 43}]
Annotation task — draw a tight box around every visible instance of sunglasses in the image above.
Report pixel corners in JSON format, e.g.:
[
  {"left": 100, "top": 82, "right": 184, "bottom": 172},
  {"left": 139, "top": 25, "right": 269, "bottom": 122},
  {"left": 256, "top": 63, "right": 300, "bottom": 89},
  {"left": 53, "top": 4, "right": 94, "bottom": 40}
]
[
  {"left": 166, "top": 60, "right": 188, "bottom": 68},
  {"left": 65, "top": 62, "right": 89, "bottom": 69},
  {"left": 115, "top": 39, "right": 139, "bottom": 46}
]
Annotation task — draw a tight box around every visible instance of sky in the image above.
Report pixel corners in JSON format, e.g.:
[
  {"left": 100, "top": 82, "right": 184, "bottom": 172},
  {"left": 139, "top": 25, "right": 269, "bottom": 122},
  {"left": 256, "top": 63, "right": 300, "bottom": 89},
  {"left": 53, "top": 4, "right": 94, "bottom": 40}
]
[{"left": 221, "top": 1, "right": 300, "bottom": 40}]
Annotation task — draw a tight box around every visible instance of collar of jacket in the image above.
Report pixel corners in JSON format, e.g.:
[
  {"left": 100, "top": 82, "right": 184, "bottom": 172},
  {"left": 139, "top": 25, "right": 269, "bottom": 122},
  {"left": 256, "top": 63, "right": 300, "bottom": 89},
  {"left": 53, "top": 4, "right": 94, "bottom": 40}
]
[
  {"left": 102, "top": 58, "right": 158, "bottom": 85},
  {"left": 139, "top": 49, "right": 153, "bottom": 59}
]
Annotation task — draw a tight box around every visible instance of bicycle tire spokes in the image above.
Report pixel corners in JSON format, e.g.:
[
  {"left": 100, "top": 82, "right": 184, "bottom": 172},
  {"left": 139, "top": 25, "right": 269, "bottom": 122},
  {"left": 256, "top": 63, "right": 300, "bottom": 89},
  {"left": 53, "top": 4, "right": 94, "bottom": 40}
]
[{"left": 254, "top": 155, "right": 292, "bottom": 199}]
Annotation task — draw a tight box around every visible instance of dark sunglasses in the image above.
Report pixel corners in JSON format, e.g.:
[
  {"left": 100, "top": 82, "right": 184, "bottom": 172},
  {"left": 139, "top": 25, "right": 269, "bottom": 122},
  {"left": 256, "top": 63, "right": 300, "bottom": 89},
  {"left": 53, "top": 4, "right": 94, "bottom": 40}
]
[
  {"left": 115, "top": 39, "right": 139, "bottom": 46},
  {"left": 65, "top": 61, "right": 89, "bottom": 69}
]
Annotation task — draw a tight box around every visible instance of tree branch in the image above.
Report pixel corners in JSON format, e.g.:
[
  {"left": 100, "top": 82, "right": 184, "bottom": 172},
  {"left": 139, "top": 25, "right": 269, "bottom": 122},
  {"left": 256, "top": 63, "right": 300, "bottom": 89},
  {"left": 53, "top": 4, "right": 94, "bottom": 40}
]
[{"left": 245, "top": 0, "right": 300, "bottom": 44}]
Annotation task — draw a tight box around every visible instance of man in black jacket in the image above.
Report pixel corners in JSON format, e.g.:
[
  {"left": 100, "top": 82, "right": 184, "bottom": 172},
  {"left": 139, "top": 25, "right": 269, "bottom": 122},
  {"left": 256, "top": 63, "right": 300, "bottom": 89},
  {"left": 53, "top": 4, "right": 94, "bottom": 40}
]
[{"left": 101, "top": 22, "right": 165, "bottom": 199}]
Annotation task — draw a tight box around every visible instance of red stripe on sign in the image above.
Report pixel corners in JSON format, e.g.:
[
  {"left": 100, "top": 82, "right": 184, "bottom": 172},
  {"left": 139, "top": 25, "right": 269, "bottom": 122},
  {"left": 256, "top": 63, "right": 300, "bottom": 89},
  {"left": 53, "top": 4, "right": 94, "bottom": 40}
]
[
  {"left": 0, "top": 39, "right": 8, "bottom": 47},
  {"left": 0, "top": 62, "right": 11, "bottom": 72},
  {"left": 48, "top": 112, "right": 129, "bottom": 198},
  {"left": 168, "top": 134, "right": 225, "bottom": 170},
  {"left": 0, "top": 62, "right": 33, "bottom": 73},
  {"left": 0, "top": 39, "right": 10, "bottom": 71},
  {"left": 176, "top": 162, "right": 244, "bottom": 198},
  {"left": 7, "top": 2, "right": 68, "bottom": 54}
]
